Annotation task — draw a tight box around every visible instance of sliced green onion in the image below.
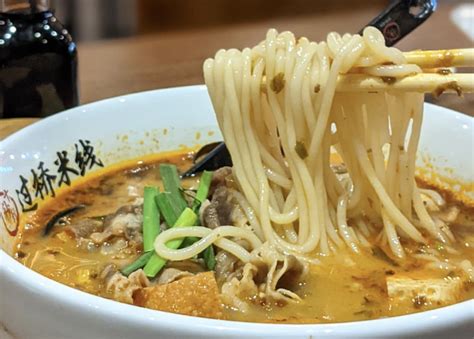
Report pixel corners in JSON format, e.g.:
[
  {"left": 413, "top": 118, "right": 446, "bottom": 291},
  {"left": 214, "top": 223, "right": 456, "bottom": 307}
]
[
  {"left": 192, "top": 170, "right": 213, "bottom": 213},
  {"left": 202, "top": 245, "right": 216, "bottom": 270},
  {"left": 180, "top": 236, "right": 216, "bottom": 271},
  {"left": 159, "top": 164, "right": 188, "bottom": 213},
  {"left": 143, "top": 186, "right": 160, "bottom": 252},
  {"left": 120, "top": 251, "right": 154, "bottom": 276},
  {"left": 155, "top": 192, "right": 181, "bottom": 226},
  {"left": 180, "top": 236, "right": 200, "bottom": 249},
  {"left": 143, "top": 208, "right": 197, "bottom": 277}
]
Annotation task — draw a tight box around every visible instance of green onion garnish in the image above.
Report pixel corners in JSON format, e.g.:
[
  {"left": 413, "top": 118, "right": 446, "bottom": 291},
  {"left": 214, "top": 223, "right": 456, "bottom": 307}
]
[
  {"left": 155, "top": 192, "right": 181, "bottom": 227},
  {"left": 120, "top": 251, "right": 154, "bottom": 276},
  {"left": 143, "top": 207, "right": 197, "bottom": 277},
  {"left": 142, "top": 186, "right": 160, "bottom": 252},
  {"left": 192, "top": 170, "right": 213, "bottom": 213},
  {"left": 202, "top": 245, "right": 216, "bottom": 270},
  {"left": 159, "top": 164, "right": 188, "bottom": 213}
]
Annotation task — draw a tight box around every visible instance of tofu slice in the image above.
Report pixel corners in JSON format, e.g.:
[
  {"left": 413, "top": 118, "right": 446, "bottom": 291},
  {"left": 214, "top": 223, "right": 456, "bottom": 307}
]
[
  {"left": 133, "top": 271, "right": 223, "bottom": 319},
  {"left": 386, "top": 275, "right": 464, "bottom": 307}
]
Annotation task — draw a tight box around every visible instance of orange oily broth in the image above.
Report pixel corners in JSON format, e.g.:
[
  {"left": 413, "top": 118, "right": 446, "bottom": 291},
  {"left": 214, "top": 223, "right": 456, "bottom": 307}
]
[
  {"left": 226, "top": 247, "right": 474, "bottom": 323},
  {"left": 15, "top": 151, "right": 198, "bottom": 299},
  {"left": 14, "top": 152, "right": 474, "bottom": 323}
]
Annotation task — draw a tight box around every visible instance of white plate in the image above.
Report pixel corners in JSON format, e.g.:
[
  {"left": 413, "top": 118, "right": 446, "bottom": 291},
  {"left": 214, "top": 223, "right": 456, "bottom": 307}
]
[{"left": 0, "top": 85, "right": 473, "bottom": 339}]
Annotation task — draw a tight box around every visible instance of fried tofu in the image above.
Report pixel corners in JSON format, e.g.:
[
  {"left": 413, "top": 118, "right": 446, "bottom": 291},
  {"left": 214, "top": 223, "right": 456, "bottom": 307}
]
[
  {"left": 386, "top": 275, "right": 465, "bottom": 308},
  {"left": 133, "top": 271, "right": 223, "bottom": 319}
]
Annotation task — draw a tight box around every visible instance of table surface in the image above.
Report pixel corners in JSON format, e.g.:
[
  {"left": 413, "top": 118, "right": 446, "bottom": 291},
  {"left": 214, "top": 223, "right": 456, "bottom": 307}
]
[{"left": 0, "top": 2, "right": 472, "bottom": 141}]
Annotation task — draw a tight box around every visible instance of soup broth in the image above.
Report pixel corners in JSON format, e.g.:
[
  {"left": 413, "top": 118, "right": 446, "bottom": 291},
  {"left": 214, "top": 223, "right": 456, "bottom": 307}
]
[{"left": 14, "top": 151, "right": 474, "bottom": 323}]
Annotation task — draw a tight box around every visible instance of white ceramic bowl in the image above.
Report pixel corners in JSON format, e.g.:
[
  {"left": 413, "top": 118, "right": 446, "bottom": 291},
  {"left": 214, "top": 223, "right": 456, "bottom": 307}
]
[{"left": 0, "top": 85, "right": 473, "bottom": 339}]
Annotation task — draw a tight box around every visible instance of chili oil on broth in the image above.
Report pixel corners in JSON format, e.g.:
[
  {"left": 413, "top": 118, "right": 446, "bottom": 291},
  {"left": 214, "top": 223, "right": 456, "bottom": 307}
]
[
  {"left": 14, "top": 151, "right": 197, "bottom": 299},
  {"left": 226, "top": 242, "right": 474, "bottom": 324},
  {"left": 14, "top": 150, "right": 474, "bottom": 324}
]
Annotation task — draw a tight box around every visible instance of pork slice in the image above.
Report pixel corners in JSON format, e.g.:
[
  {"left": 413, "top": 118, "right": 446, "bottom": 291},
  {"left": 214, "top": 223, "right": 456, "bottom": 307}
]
[
  {"left": 209, "top": 166, "right": 233, "bottom": 195},
  {"left": 106, "top": 269, "right": 150, "bottom": 304},
  {"left": 201, "top": 186, "right": 248, "bottom": 229},
  {"left": 89, "top": 205, "right": 143, "bottom": 244},
  {"left": 62, "top": 218, "right": 103, "bottom": 239},
  {"left": 157, "top": 268, "right": 193, "bottom": 285}
]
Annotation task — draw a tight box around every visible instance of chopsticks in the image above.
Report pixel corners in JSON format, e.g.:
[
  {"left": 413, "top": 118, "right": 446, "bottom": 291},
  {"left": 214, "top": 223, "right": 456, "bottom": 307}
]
[
  {"left": 336, "top": 73, "right": 474, "bottom": 95},
  {"left": 403, "top": 48, "right": 474, "bottom": 69},
  {"left": 261, "top": 48, "right": 474, "bottom": 95},
  {"left": 340, "top": 48, "right": 474, "bottom": 94}
]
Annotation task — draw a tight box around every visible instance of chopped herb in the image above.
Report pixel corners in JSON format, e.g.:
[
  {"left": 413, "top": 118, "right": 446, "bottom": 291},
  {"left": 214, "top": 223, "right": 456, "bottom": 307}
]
[
  {"left": 295, "top": 141, "right": 308, "bottom": 160},
  {"left": 314, "top": 84, "right": 321, "bottom": 93},
  {"left": 432, "top": 81, "right": 463, "bottom": 98},
  {"left": 270, "top": 72, "right": 285, "bottom": 93},
  {"left": 398, "top": 145, "right": 404, "bottom": 151}
]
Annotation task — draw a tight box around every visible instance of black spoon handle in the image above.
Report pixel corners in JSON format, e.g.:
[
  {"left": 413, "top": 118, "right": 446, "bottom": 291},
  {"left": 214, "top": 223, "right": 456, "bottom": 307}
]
[
  {"left": 363, "top": 0, "right": 437, "bottom": 46},
  {"left": 182, "top": 0, "right": 438, "bottom": 178}
]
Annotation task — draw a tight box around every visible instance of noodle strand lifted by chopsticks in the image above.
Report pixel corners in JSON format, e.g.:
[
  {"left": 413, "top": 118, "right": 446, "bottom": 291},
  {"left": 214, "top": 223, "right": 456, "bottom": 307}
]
[
  {"left": 157, "top": 27, "right": 465, "bottom": 266},
  {"left": 200, "top": 26, "right": 447, "bottom": 259}
]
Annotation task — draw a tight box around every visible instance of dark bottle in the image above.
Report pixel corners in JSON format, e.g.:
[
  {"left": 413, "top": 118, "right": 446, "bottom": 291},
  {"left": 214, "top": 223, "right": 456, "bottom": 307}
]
[{"left": 0, "top": 0, "right": 78, "bottom": 118}]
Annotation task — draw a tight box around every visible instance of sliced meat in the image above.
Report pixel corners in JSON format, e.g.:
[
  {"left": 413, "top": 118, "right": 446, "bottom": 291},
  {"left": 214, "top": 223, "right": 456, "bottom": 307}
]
[
  {"left": 157, "top": 268, "right": 193, "bottom": 284},
  {"left": 202, "top": 186, "right": 235, "bottom": 228},
  {"left": 214, "top": 250, "right": 242, "bottom": 285},
  {"left": 106, "top": 269, "right": 150, "bottom": 304},
  {"left": 89, "top": 205, "right": 143, "bottom": 244},
  {"left": 201, "top": 186, "right": 248, "bottom": 229},
  {"left": 100, "top": 239, "right": 128, "bottom": 256},
  {"left": 220, "top": 243, "right": 307, "bottom": 311},
  {"left": 209, "top": 166, "right": 233, "bottom": 195},
  {"left": 133, "top": 272, "right": 223, "bottom": 319},
  {"left": 165, "top": 259, "right": 206, "bottom": 274},
  {"left": 58, "top": 218, "right": 103, "bottom": 239}
]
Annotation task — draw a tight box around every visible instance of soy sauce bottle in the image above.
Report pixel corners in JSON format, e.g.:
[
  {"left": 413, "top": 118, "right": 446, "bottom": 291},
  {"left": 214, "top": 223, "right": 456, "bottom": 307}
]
[{"left": 0, "top": 0, "right": 78, "bottom": 118}]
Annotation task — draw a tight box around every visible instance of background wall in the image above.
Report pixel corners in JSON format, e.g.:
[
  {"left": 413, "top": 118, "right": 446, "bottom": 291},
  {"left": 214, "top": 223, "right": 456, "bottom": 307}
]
[{"left": 53, "top": 0, "right": 389, "bottom": 42}]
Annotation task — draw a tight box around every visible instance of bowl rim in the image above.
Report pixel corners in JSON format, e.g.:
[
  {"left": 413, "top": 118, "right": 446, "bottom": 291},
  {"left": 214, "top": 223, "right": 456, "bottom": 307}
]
[
  {"left": 1, "top": 85, "right": 473, "bottom": 337},
  {"left": 2, "top": 250, "right": 473, "bottom": 337}
]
